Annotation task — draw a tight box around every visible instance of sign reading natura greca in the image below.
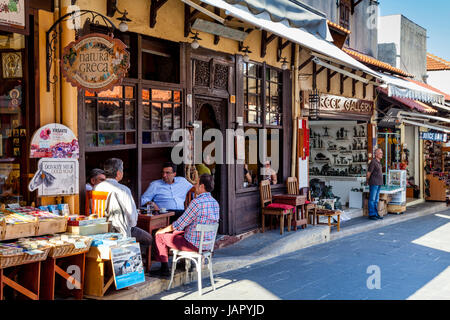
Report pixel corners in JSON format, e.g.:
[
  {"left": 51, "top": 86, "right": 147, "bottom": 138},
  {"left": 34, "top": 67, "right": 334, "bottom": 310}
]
[
  {"left": 319, "top": 94, "right": 373, "bottom": 115},
  {"left": 61, "top": 33, "right": 130, "bottom": 93}
]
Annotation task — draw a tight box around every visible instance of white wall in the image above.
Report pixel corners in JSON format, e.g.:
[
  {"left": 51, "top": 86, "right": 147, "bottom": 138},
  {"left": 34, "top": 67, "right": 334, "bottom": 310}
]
[
  {"left": 378, "top": 15, "right": 401, "bottom": 68},
  {"left": 427, "top": 70, "right": 450, "bottom": 96}
]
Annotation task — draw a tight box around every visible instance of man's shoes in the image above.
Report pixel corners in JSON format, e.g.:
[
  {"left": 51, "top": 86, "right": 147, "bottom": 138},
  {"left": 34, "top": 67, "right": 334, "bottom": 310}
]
[
  {"left": 156, "top": 263, "right": 171, "bottom": 278},
  {"left": 376, "top": 215, "right": 384, "bottom": 220},
  {"left": 368, "top": 216, "right": 378, "bottom": 221}
]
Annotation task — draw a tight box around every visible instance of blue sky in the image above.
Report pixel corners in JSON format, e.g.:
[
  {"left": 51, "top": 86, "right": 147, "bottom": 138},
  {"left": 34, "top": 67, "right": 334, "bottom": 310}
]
[{"left": 379, "top": 0, "right": 450, "bottom": 60}]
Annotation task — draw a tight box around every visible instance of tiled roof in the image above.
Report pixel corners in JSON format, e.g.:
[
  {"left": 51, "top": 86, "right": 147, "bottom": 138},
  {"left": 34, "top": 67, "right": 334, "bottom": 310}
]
[
  {"left": 427, "top": 53, "right": 450, "bottom": 71},
  {"left": 327, "top": 20, "right": 351, "bottom": 34},
  {"left": 405, "top": 77, "right": 450, "bottom": 102},
  {"left": 343, "top": 48, "right": 414, "bottom": 78}
]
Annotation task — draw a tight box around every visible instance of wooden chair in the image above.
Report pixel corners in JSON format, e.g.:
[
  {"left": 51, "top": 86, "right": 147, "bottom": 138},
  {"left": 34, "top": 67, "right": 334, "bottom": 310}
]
[
  {"left": 286, "top": 177, "right": 299, "bottom": 195},
  {"left": 85, "top": 191, "right": 109, "bottom": 217},
  {"left": 184, "top": 186, "right": 197, "bottom": 209},
  {"left": 300, "top": 187, "right": 317, "bottom": 225},
  {"left": 259, "top": 180, "right": 294, "bottom": 235}
]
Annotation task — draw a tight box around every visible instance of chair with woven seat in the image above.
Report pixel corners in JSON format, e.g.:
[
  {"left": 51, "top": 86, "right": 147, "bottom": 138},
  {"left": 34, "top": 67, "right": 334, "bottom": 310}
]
[
  {"left": 299, "top": 187, "right": 317, "bottom": 225},
  {"left": 259, "top": 180, "right": 294, "bottom": 235},
  {"left": 167, "top": 223, "right": 219, "bottom": 296}
]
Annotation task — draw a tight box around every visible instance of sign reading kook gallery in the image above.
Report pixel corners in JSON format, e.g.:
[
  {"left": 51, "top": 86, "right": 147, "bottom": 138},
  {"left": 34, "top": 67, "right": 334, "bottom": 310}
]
[{"left": 61, "top": 33, "right": 130, "bottom": 93}]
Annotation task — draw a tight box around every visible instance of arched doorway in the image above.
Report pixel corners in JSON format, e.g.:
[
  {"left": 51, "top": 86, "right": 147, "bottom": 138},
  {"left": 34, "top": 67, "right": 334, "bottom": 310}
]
[{"left": 195, "top": 96, "right": 227, "bottom": 234}]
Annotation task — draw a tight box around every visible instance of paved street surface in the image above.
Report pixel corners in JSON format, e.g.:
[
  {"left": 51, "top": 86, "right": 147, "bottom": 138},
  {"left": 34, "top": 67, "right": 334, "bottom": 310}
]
[{"left": 146, "top": 208, "right": 450, "bottom": 300}]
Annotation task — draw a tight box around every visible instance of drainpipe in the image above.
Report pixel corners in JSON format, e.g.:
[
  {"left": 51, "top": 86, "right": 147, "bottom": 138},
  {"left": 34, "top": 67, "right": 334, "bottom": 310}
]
[{"left": 291, "top": 44, "right": 300, "bottom": 178}]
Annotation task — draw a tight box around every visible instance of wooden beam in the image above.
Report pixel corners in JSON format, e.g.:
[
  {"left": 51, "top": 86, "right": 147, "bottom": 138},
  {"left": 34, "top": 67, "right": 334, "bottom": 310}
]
[
  {"left": 238, "top": 28, "right": 254, "bottom": 52},
  {"left": 214, "top": 7, "right": 220, "bottom": 45},
  {"left": 351, "top": 0, "right": 363, "bottom": 14},
  {"left": 352, "top": 70, "right": 357, "bottom": 97},
  {"left": 277, "top": 37, "right": 291, "bottom": 62},
  {"left": 298, "top": 57, "right": 313, "bottom": 72},
  {"left": 261, "top": 30, "right": 277, "bottom": 58},
  {"left": 312, "top": 62, "right": 317, "bottom": 90},
  {"left": 150, "top": 0, "right": 169, "bottom": 28},
  {"left": 184, "top": 2, "right": 209, "bottom": 37}
]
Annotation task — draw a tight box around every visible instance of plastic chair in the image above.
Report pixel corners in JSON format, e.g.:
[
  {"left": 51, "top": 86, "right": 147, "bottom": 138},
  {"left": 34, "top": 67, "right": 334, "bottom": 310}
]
[
  {"left": 259, "top": 180, "right": 294, "bottom": 235},
  {"left": 85, "top": 191, "right": 109, "bottom": 217},
  {"left": 167, "top": 223, "right": 219, "bottom": 296}
]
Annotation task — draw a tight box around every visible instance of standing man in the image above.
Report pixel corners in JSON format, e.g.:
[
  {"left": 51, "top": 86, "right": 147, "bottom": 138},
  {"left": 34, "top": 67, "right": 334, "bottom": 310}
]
[
  {"left": 366, "top": 148, "right": 384, "bottom": 220},
  {"left": 95, "top": 158, "right": 153, "bottom": 251},
  {"left": 141, "top": 162, "right": 193, "bottom": 220},
  {"left": 153, "top": 174, "right": 220, "bottom": 277}
]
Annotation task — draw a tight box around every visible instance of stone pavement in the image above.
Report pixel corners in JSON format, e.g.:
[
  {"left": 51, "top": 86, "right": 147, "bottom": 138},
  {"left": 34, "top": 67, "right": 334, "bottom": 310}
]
[
  {"left": 85, "top": 201, "right": 448, "bottom": 300},
  {"left": 148, "top": 205, "right": 450, "bottom": 300}
]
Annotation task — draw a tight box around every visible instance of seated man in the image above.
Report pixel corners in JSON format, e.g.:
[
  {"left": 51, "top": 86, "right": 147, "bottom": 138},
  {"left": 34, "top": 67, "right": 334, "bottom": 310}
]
[
  {"left": 154, "top": 174, "right": 220, "bottom": 276},
  {"left": 141, "top": 162, "right": 193, "bottom": 220},
  {"left": 94, "top": 158, "right": 153, "bottom": 254},
  {"left": 86, "top": 168, "right": 106, "bottom": 191}
]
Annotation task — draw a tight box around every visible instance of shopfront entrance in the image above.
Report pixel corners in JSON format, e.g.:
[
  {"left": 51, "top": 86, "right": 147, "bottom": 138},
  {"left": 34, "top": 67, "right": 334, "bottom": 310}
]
[{"left": 194, "top": 96, "right": 227, "bottom": 234}]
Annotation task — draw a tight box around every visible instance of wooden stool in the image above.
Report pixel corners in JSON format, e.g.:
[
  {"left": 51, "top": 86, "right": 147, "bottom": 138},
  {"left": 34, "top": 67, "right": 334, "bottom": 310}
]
[
  {"left": 316, "top": 209, "right": 341, "bottom": 232},
  {"left": 305, "top": 203, "right": 317, "bottom": 225}
]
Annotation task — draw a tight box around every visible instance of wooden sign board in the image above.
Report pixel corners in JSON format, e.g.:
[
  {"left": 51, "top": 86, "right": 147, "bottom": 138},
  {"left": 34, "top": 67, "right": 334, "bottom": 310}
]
[
  {"left": 61, "top": 33, "right": 130, "bottom": 93},
  {"left": 0, "top": 0, "right": 28, "bottom": 35}
]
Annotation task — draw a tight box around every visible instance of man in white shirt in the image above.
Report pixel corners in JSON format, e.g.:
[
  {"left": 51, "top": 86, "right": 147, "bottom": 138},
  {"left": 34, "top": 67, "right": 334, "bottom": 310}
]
[{"left": 95, "top": 158, "right": 153, "bottom": 251}]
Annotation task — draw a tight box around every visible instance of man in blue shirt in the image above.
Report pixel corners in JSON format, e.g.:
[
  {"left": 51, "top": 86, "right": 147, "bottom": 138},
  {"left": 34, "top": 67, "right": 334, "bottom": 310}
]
[{"left": 141, "top": 162, "right": 193, "bottom": 220}]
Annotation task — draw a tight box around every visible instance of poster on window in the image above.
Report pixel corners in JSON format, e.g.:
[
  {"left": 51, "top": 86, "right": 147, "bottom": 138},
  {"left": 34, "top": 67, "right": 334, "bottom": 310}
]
[
  {"left": 30, "top": 123, "right": 79, "bottom": 159},
  {"left": 110, "top": 242, "right": 145, "bottom": 290},
  {"left": 28, "top": 158, "right": 79, "bottom": 196},
  {"left": 0, "top": 0, "right": 26, "bottom": 30}
]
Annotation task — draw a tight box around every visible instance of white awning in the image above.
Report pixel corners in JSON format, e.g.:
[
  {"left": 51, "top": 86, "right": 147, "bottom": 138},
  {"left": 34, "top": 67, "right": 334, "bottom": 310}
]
[
  {"left": 199, "top": 0, "right": 383, "bottom": 79},
  {"left": 380, "top": 108, "right": 450, "bottom": 133},
  {"left": 375, "top": 72, "right": 444, "bottom": 105}
]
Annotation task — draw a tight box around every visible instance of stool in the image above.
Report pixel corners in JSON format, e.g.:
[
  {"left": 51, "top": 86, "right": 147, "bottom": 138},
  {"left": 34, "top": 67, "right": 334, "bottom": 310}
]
[{"left": 316, "top": 209, "right": 341, "bottom": 232}]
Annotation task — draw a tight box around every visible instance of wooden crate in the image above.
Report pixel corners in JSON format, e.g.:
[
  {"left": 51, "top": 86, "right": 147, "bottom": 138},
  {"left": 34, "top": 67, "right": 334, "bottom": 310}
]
[
  {"left": 84, "top": 257, "right": 115, "bottom": 297},
  {"left": 36, "top": 218, "right": 67, "bottom": 236},
  {"left": 0, "top": 219, "right": 38, "bottom": 241},
  {"left": 66, "top": 222, "right": 110, "bottom": 236}
]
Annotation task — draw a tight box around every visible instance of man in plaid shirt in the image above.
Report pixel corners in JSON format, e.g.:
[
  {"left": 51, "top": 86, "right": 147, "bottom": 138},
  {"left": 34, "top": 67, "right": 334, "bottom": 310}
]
[{"left": 154, "top": 174, "right": 219, "bottom": 276}]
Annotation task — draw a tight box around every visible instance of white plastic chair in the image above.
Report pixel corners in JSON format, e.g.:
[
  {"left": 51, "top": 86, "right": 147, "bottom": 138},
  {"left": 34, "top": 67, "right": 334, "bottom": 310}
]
[{"left": 167, "top": 223, "right": 219, "bottom": 296}]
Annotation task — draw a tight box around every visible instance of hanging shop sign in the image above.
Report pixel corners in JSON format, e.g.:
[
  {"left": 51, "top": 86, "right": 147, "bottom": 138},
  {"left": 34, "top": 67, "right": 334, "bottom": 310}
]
[
  {"left": 30, "top": 123, "right": 79, "bottom": 159},
  {"left": 318, "top": 94, "right": 373, "bottom": 115},
  {"left": 28, "top": 158, "right": 79, "bottom": 197},
  {"left": 61, "top": 33, "right": 130, "bottom": 93},
  {"left": 420, "top": 131, "right": 448, "bottom": 142},
  {"left": 0, "top": 0, "right": 28, "bottom": 34}
]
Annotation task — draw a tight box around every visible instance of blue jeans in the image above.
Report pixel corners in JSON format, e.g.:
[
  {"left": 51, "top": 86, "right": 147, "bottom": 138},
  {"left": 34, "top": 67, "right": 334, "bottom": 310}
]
[{"left": 368, "top": 185, "right": 382, "bottom": 217}]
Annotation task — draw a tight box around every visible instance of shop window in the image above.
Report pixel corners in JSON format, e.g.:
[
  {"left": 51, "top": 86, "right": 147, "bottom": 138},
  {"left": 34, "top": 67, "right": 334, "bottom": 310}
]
[
  {"left": 339, "top": 0, "right": 351, "bottom": 45},
  {"left": 141, "top": 36, "right": 180, "bottom": 83},
  {"left": 142, "top": 88, "right": 182, "bottom": 144},
  {"left": 0, "top": 33, "right": 25, "bottom": 205},
  {"left": 84, "top": 85, "right": 137, "bottom": 149},
  {"left": 242, "top": 62, "right": 284, "bottom": 189}
]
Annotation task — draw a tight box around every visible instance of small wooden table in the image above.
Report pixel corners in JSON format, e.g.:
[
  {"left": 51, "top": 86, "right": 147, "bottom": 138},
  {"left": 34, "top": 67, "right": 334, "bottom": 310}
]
[
  {"left": 273, "top": 194, "right": 307, "bottom": 230},
  {"left": 315, "top": 209, "right": 341, "bottom": 232},
  {"left": 137, "top": 211, "right": 175, "bottom": 272}
]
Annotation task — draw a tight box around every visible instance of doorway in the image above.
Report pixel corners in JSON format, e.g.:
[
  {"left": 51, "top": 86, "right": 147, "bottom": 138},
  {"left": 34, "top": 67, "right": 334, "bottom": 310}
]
[{"left": 195, "top": 96, "right": 227, "bottom": 234}]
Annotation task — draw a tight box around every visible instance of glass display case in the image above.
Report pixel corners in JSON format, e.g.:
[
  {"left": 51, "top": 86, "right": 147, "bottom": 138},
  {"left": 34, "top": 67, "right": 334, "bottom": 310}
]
[{"left": 388, "top": 170, "right": 407, "bottom": 204}]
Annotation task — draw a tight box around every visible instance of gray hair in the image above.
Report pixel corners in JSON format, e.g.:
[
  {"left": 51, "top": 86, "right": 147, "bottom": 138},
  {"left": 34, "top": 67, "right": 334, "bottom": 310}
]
[{"left": 104, "top": 158, "right": 124, "bottom": 179}]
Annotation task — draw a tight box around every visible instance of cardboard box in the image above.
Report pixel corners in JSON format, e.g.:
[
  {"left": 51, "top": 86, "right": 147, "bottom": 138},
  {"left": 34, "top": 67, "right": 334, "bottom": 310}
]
[
  {"left": 67, "top": 222, "right": 110, "bottom": 236},
  {"left": 363, "top": 199, "right": 388, "bottom": 217}
]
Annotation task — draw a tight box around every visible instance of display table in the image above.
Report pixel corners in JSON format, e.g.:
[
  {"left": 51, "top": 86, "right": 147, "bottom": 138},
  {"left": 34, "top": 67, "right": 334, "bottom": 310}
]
[
  {"left": 363, "top": 185, "right": 406, "bottom": 214},
  {"left": 272, "top": 194, "right": 307, "bottom": 230},
  {"left": 310, "top": 176, "right": 366, "bottom": 205}
]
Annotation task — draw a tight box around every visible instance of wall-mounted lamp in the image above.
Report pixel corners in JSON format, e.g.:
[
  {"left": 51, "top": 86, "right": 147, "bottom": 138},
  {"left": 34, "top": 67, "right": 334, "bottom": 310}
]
[
  {"left": 240, "top": 46, "right": 252, "bottom": 63},
  {"left": 190, "top": 31, "right": 202, "bottom": 49},
  {"left": 106, "top": 0, "right": 131, "bottom": 32},
  {"left": 280, "top": 57, "right": 289, "bottom": 70}
]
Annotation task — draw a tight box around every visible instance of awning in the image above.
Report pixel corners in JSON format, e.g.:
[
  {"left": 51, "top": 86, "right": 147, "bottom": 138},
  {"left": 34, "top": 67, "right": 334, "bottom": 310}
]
[
  {"left": 220, "top": 0, "right": 332, "bottom": 40},
  {"left": 199, "top": 0, "right": 383, "bottom": 79},
  {"left": 379, "top": 108, "right": 450, "bottom": 133},
  {"left": 378, "top": 87, "right": 437, "bottom": 114},
  {"left": 375, "top": 72, "right": 444, "bottom": 105}
]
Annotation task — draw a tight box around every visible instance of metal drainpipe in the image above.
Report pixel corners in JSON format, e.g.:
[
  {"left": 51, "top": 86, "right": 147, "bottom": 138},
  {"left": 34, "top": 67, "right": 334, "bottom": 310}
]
[{"left": 291, "top": 44, "right": 300, "bottom": 178}]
